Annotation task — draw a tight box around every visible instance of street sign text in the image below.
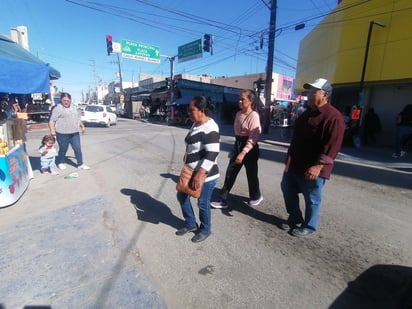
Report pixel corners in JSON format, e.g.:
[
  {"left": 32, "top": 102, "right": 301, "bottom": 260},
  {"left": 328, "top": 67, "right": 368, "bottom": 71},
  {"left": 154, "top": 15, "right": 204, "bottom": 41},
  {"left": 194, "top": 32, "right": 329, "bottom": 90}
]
[{"left": 121, "top": 39, "right": 160, "bottom": 63}]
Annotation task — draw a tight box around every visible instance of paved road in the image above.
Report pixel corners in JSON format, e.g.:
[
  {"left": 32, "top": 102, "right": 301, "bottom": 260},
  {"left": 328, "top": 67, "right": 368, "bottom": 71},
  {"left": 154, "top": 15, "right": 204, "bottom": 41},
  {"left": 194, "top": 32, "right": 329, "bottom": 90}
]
[{"left": 1, "top": 118, "right": 411, "bottom": 308}]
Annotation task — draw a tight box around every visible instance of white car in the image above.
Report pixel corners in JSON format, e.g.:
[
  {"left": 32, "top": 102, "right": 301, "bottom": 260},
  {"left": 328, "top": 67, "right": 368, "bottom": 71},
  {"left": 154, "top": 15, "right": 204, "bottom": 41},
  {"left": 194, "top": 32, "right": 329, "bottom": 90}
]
[{"left": 81, "top": 104, "right": 117, "bottom": 127}]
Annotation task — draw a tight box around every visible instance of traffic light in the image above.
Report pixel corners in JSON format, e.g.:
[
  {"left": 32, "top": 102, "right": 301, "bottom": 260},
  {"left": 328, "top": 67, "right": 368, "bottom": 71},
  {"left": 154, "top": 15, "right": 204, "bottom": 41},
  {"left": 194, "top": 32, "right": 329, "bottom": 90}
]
[
  {"left": 254, "top": 78, "right": 265, "bottom": 95},
  {"left": 165, "top": 77, "right": 170, "bottom": 89},
  {"left": 203, "top": 34, "right": 213, "bottom": 54},
  {"left": 106, "top": 35, "right": 113, "bottom": 56}
]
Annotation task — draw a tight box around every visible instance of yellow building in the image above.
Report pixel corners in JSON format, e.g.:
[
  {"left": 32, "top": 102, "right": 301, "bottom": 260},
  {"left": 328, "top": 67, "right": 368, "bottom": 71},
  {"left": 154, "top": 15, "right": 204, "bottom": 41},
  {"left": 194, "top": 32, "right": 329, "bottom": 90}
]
[{"left": 296, "top": 0, "right": 412, "bottom": 146}]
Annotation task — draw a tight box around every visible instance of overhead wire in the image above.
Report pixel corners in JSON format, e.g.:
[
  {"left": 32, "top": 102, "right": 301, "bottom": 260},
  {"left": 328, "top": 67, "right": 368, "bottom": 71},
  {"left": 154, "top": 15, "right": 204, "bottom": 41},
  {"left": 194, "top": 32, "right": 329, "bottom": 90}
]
[
  {"left": 63, "top": 0, "right": 293, "bottom": 76},
  {"left": 65, "top": 0, "right": 266, "bottom": 76},
  {"left": 63, "top": 0, "right": 376, "bottom": 80}
]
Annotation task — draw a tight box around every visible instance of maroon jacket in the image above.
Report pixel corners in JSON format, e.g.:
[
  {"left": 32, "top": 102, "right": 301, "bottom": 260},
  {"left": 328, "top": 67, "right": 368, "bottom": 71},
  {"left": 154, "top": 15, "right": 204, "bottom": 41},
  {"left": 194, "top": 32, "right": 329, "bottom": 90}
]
[{"left": 287, "top": 103, "right": 345, "bottom": 179}]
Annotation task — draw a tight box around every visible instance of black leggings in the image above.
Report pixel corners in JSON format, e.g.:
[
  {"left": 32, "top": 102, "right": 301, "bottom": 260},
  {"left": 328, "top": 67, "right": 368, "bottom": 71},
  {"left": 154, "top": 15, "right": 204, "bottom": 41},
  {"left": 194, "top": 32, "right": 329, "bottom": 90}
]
[{"left": 219, "top": 136, "right": 261, "bottom": 201}]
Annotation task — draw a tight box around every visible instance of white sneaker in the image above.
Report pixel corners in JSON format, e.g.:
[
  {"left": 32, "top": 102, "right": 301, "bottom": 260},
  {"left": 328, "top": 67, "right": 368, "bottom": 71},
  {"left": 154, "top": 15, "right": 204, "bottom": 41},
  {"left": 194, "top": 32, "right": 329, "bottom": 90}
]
[
  {"left": 78, "top": 164, "right": 90, "bottom": 170},
  {"left": 392, "top": 151, "right": 407, "bottom": 158},
  {"left": 248, "top": 195, "right": 263, "bottom": 206},
  {"left": 210, "top": 200, "right": 228, "bottom": 209},
  {"left": 58, "top": 163, "right": 66, "bottom": 170}
]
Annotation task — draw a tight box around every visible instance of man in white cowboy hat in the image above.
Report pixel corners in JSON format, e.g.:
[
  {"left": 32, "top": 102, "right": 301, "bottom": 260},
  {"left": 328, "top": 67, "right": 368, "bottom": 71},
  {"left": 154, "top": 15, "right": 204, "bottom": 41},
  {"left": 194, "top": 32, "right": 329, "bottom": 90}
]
[{"left": 279, "top": 78, "right": 346, "bottom": 237}]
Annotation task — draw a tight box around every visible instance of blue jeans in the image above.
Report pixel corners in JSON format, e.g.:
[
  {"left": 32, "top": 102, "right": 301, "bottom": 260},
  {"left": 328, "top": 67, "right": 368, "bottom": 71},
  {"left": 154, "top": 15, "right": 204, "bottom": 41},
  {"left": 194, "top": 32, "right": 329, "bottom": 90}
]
[
  {"left": 40, "top": 157, "right": 57, "bottom": 170},
  {"left": 280, "top": 171, "right": 326, "bottom": 231},
  {"left": 56, "top": 132, "right": 83, "bottom": 166},
  {"left": 395, "top": 125, "right": 412, "bottom": 153},
  {"left": 177, "top": 178, "right": 217, "bottom": 235}
]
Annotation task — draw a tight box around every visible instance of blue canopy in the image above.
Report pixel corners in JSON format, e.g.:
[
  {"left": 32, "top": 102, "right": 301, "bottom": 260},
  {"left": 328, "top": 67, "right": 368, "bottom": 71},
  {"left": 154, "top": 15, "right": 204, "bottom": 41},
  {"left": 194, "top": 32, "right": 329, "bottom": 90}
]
[
  {"left": 0, "top": 35, "right": 60, "bottom": 94},
  {"left": 173, "top": 96, "right": 192, "bottom": 106}
]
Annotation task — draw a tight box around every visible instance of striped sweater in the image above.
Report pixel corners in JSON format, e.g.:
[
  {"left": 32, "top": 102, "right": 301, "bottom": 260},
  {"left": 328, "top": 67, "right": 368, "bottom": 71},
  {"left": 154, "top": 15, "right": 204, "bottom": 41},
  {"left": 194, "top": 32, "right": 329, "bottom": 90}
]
[{"left": 184, "top": 118, "right": 220, "bottom": 182}]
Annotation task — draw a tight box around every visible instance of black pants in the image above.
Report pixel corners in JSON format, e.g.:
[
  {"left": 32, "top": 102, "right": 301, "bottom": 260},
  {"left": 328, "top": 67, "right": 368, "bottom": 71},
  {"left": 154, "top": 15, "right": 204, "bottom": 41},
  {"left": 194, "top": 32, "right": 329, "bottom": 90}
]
[{"left": 219, "top": 136, "right": 261, "bottom": 201}]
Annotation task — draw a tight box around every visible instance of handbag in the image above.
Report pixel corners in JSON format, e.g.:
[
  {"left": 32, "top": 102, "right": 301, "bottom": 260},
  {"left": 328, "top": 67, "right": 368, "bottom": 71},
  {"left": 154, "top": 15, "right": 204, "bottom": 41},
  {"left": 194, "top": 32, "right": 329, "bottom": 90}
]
[{"left": 176, "top": 165, "right": 206, "bottom": 198}]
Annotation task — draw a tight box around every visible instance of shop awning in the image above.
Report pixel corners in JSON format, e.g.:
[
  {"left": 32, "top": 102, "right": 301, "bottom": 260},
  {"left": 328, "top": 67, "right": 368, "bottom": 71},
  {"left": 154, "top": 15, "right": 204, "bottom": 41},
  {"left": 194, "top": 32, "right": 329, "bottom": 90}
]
[
  {"left": 0, "top": 35, "right": 61, "bottom": 94},
  {"left": 173, "top": 96, "right": 192, "bottom": 106},
  {"left": 224, "top": 93, "right": 240, "bottom": 105},
  {"left": 151, "top": 90, "right": 169, "bottom": 101},
  {"left": 179, "top": 89, "right": 223, "bottom": 103}
]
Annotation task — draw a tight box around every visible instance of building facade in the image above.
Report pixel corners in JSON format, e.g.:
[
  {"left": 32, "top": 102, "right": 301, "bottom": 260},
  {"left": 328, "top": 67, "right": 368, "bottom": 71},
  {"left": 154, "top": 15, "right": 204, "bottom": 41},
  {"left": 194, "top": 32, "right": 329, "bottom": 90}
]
[
  {"left": 296, "top": 0, "right": 412, "bottom": 146},
  {"left": 212, "top": 72, "right": 294, "bottom": 102}
]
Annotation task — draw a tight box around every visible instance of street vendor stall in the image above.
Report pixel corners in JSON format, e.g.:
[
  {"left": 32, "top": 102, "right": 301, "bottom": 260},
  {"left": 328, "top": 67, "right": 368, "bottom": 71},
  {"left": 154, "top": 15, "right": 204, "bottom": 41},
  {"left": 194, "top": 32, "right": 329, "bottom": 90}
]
[
  {"left": 0, "top": 34, "right": 60, "bottom": 207},
  {"left": 0, "top": 119, "right": 33, "bottom": 207}
]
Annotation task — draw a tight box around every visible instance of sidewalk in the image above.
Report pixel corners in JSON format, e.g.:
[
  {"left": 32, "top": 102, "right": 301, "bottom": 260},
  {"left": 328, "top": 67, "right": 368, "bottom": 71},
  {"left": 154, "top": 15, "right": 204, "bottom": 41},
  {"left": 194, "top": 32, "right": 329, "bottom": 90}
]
[
  {"left": 259, "top": 124, "right": 412, "bottom": 173},
  {"left": 26, "top": 121, "right": 49, "bottom": 131}
]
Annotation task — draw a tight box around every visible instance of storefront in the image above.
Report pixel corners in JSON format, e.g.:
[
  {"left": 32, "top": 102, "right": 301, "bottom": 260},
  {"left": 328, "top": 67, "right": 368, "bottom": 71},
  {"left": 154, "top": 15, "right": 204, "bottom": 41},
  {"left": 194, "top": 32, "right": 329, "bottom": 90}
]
[{"left": 0, "top": 35, "right": 60, "bottom": 207}]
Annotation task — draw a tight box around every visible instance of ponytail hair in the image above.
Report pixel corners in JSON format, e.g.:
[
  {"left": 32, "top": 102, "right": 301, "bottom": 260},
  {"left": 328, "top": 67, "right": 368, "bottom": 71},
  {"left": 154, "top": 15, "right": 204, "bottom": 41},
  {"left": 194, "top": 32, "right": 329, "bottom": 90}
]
[{"left": 191, "top": 96, "right": 216, "bottom": 117}]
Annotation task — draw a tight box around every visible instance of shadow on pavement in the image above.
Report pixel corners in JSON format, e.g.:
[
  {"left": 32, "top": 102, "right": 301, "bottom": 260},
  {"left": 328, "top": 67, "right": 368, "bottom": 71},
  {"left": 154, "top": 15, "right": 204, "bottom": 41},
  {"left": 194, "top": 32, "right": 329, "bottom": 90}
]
[
  {"left": 330, "top": 264, "right": 412, "bottom": 309},
  {"left": 332, "top": 160, "right": 412, "bottom": 189},
  {"left": 159, "top": 172, "right": 179, "bottom": 184},
  {"left": 121, "top": 188, "right": 183, "bottom": 229},
  {"left": 28, "top": 155, "right": 41, "bottom": 171},
  {"left": 210, "top": 191, "right": 285, "bottom": 227}
]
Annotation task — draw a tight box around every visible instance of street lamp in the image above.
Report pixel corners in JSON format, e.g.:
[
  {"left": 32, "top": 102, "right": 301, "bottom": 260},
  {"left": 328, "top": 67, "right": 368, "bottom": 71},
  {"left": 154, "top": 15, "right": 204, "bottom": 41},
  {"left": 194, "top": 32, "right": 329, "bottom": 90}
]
[{"left": 358, "top": 20, "right": 385, "bottom": 107}]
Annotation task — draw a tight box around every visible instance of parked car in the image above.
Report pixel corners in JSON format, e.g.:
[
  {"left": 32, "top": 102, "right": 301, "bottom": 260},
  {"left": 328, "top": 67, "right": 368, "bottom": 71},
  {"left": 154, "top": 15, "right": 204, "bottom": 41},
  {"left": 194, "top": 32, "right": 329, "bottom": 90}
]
[{"left": 81, "top": 104, "right": 117, "bottom": 127}]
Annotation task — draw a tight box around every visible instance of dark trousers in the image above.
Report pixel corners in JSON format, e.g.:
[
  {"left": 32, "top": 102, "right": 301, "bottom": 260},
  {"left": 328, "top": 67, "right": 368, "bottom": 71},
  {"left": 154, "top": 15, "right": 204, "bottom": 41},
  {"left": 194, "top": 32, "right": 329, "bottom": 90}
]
[{"left": 219, "top": 137, "right": 261, "bottom": 201}]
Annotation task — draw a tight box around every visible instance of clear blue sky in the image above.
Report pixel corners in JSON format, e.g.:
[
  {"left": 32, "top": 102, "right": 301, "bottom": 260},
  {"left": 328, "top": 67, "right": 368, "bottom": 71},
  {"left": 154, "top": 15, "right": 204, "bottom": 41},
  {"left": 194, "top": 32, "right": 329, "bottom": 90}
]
[{"left": 1, "top": 0, "right": 338, "bottom": 102}]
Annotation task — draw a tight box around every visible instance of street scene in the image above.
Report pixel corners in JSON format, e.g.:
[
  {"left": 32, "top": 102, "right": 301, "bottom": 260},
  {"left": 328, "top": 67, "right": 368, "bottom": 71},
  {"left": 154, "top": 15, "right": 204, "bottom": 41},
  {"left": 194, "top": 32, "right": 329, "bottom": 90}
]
[
  {"left": 1, "top": 0, "right": 412, "bottom": 308},
  {"left": 1, "top": 119, "right": 411, "bottom": 308}
]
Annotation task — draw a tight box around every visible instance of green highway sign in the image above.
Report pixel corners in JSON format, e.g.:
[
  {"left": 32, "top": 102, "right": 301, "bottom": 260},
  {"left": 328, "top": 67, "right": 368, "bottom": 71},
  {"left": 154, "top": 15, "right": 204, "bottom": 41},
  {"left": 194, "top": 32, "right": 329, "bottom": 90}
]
[
  {"left": 121, "top": 39, "right": 160, "bottom": 63},
  {"left": 178, "top": 39, "right": 202, "bottom": 63}
]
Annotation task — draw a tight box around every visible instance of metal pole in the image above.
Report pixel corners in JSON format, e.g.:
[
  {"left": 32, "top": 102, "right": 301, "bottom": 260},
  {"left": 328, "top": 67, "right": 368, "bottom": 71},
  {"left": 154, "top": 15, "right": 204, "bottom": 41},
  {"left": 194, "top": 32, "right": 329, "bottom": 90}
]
[
  {"left": 117, "top": 53, "right": 123, "bottom": 93},
  {"left": 357, "top": 21, "right": 385, "bottom": 147},
  {"left": 169, "top": 56, "right": 175, "bottom": 104},
  {"left": 359, "top": 21, "right": 385, "bottom": 106},
  {"left": 263, "top": 0, "right": 277, "bottom": 134},
  {"left": 359, "top": 21, "right": 374, "bottom": 96}
]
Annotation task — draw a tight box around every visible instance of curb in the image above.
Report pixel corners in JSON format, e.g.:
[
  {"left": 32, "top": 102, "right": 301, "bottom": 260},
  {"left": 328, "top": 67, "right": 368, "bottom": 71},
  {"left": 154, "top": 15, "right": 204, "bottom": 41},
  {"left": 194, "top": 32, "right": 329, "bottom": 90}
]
[{"left": 27, "top": 122, "right": 49, "bottom": 131}]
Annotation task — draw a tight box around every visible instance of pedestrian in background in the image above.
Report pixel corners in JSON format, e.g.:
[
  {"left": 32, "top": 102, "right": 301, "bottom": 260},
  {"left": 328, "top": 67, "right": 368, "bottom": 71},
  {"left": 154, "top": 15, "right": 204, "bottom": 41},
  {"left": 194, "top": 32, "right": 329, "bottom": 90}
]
[
  {"left": 210, "top": 89, "right": 263, "bottom": 209},
  {"left": 392, "top": 104, "right": 412, "bottom": 158},
  {"left": 280, "top": 78, "right": 345, "bottom": 237},
  {"left": 176, "top": 96, "right": 220, "bottom": 243},
  {"left": 0, "top": 94, "right": 18, "bottom": 119},
  {"left": 363, "top": 107, "right": 382, "bottom": 145},
  {"left": 48, "top": 92, "right": 90, "bottom": 170},
  {"left": 38, "top": 135, "right": 59, "bottom": 175}
]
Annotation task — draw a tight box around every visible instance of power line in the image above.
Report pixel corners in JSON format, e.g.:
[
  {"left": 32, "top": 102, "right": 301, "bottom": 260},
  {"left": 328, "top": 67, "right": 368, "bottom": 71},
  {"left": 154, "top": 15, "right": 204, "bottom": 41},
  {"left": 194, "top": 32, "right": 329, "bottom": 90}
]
[{"left": 64, "top": 0, "right": 365, "bottom": 79}]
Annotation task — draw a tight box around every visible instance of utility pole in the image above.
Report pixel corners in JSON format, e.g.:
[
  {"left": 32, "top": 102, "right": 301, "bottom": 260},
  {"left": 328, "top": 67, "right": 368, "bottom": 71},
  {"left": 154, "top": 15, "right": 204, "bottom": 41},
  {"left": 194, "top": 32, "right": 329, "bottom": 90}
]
[
  {"left": 117, "top": 53, "right": 123, "bottom": 93},
  {"left": 263, "top": 0, "right": 277, "bottom": 134},
  {"left": 168, "top": 56, "right": 176, "bottom": 104}
]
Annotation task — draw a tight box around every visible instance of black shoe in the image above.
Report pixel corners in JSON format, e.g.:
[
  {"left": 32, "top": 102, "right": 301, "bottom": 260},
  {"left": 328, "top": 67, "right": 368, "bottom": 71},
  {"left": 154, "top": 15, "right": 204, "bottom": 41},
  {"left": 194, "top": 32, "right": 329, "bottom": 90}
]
[
  {"left": 175, "top": 226, "right": 197, "bottom": 236},
  {"left": 191, "top": 232, "right": 210, "bottom": 243}
]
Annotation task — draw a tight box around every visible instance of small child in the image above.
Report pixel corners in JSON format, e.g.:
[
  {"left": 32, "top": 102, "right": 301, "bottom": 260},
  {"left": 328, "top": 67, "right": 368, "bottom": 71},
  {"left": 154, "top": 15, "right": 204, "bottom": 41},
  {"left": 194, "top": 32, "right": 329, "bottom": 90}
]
[{"left": 38, "top": 135, "right": 59, "bottom": 175}]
